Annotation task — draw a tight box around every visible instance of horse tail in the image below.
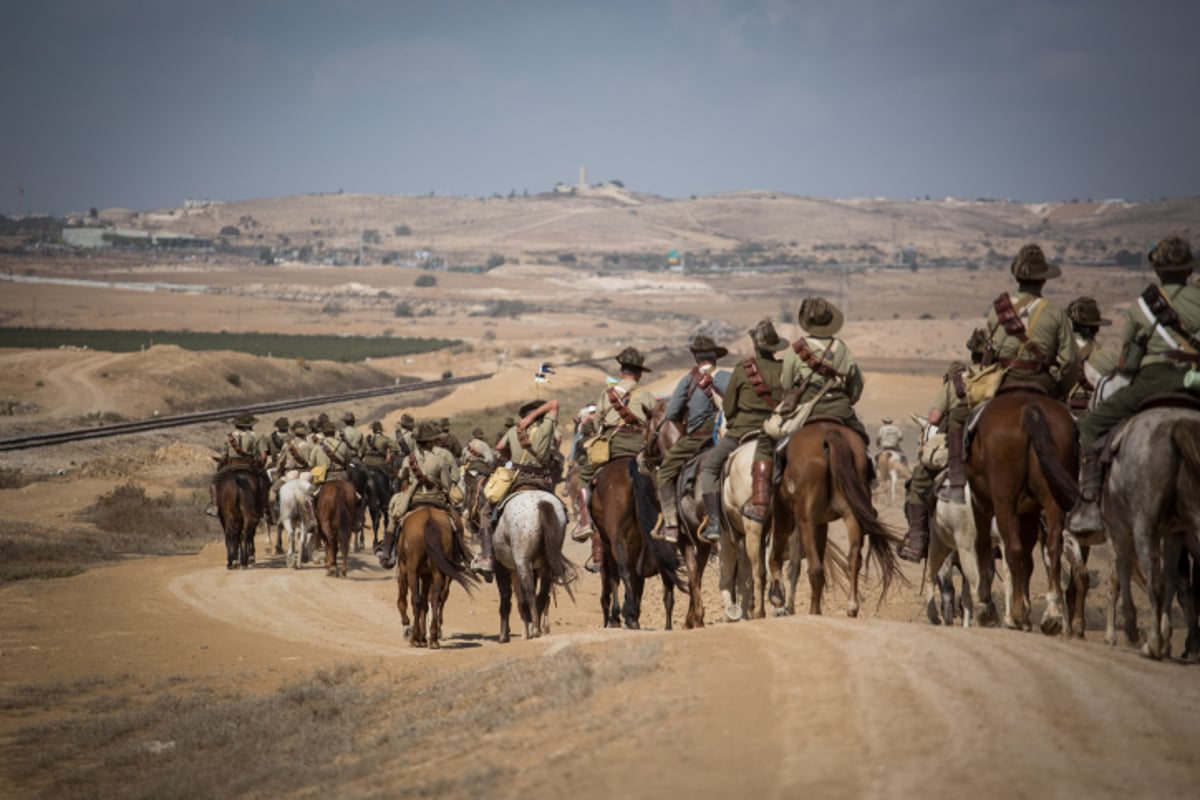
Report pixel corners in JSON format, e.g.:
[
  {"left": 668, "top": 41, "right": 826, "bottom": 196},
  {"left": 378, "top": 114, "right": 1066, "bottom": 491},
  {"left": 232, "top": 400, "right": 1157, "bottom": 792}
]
[
  {"left": 337, "top": 485, "right": 354, "bottom": 537},
  {"left": 1172, "top": 419, "right": 1200, "bottom": 497},
  {"left": 424, "top": 516, "right": 479, "bottom": 597},
  {"left": 1021, "top": 405, "right": 1079, "bottom": 512},
  {"left": 539, "top": 500, "right": 577, "bottom": 601},
  {"left": 626, "top": 459, "right": 688, "bottom": 593},
  {"left": 824, "top": 430, "right": 906, "bottom": 604},
  {"left": 234, "top": 472, "right": 258, "bottom": 520}
]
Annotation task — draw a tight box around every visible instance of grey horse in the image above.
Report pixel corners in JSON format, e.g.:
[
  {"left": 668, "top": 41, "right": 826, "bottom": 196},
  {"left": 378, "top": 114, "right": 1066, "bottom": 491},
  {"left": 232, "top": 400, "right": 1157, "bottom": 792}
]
[{"left": 492, "top": 490, "right": 576, "bottom": 642}]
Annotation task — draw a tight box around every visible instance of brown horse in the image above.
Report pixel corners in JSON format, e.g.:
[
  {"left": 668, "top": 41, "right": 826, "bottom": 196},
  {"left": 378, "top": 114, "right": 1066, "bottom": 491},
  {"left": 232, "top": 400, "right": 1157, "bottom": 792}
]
[
  {"left": 771, "top": 420, "right": 904, "bottom": 616},
  {"left": 966, "top": 389, "right": 1080, "bottom": 635},
  {"left": 590, "top": 456, "right": 688, "bottom": 629},
  {"left": 314, "top": 479, "right": 357, "bottom": 578},
  {"left": 644, "top": 400, "right": 714, "bottom": 628},
  {"left": 216, "top": 468, "right": 266, "bottom": 569},
  {"left": 395, "top": 504, "right": 479, "bottom": 649}
]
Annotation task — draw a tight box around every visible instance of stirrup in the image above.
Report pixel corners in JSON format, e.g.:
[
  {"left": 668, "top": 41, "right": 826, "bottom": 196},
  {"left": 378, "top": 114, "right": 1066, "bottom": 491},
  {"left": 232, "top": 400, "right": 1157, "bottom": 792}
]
[
  {"left": 570, "top": 525, "right": 592, "bottom": 543},
  {"left": 204, "top": 505, "right": 218, "bottom": 517}
]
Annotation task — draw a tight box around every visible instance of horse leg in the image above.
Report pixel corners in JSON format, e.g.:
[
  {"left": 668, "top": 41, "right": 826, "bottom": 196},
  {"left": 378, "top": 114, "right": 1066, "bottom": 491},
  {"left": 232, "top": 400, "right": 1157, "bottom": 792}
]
[
  {"left": 1038, "top": 509, "right": 1067, "bottom": 638},
  {"left": 969, "top": 500, "right": 999, "bottom": 627},
  {"left": 805, "top": 522, "right": 828, "bottom": 616},
  {"left": 844, "top": 515, "right": 863, "bottom": 619},
  {"left": 241, "top": 519, "right": 255, "bottom": 569},
  {"left": 397, "top": 563, "right": 412, "bottom": 641},
  {"left": 768, "top": 518, "right": 791, "bottom": 612},
  {"left": 428, "top": 570, "right": 445, "bottom": 650},
  {"left": 927, "top": 530, "right": 952, "bottom": 625},
  {"left": 516, "top": 562, "right": 537, "bottom": 639},
  {"left": 536, "top": 571, "right": 553, "bottom": 636},
  {"left": 743, "top": 517, "right": 766, "bottom": 620},
  {"left": 688, "top": 540, "right": 709, "bottom": 628},
  {"left": 411, "top": 572, "right": 428, "bottom": 647},
  {"left": 1175, "top": 550, "right": 1199, "bottom": 661},
  {"left": 495, "top": 564, "right": 513, "bottom": 643},
  {"left": 992, "top": 502, "right": 1029, "bottom": 630},
  {"left": 1064, "top": 540, "right": 1090, "bottom": 639},
  {"left": 661, "top": 571, "right": 674, "bottom": 632}
]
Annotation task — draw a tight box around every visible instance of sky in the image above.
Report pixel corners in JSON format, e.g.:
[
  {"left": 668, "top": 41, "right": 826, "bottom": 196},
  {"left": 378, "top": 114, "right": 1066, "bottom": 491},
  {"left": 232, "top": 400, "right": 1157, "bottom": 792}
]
[{"left": 3, "top": 0, "right": 1198, "bottom": 215}]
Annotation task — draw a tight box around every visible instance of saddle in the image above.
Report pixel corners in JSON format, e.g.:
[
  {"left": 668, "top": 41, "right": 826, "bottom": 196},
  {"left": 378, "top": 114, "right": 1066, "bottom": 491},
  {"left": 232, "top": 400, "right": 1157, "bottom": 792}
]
[
  {"left": 996, "top": 381, "right": 1047, "bottom": 397},
  {"left": 1101, "top": 393, "right": 1200, "bottom": 466}
]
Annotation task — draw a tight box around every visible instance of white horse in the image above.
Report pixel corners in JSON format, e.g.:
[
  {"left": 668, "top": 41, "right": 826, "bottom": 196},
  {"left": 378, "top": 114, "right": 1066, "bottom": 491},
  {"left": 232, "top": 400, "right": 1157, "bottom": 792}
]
[
  {"left": 492, "top": 490, "right": 575, "bottom": 642},
  {"left": 279, "top": 474, "right": 316, "bottom": 569},
  {"left": 716, "top": 442, "right": 759, "bottom": 621},
  {"left": 1104, "top": 407, "right": 1200, "bottom": 660},
  {"left": 926, "top": 483, "right": 1010, "bottom": 627}
]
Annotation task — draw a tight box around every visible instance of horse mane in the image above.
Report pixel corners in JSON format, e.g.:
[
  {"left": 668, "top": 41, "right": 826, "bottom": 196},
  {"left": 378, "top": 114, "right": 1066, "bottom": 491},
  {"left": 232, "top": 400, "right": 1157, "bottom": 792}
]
[
  {"left": 423, "top": 516, "right": 480, "bottom": 597},
  {"left": 538, "top": 499, "right": 577, "bottom": 601},
  {"left": 823, "top": 429, "right": 907, "bottom": 605},
  {"left": 1021, "top": 405, "right": 1080, "bottom": 511}
]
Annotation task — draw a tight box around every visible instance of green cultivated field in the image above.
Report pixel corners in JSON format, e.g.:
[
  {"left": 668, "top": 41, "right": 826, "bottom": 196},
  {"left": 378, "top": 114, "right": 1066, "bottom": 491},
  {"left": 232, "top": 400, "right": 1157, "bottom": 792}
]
[{"left": 0, "top": 328, "right": 458, "bottom": 362}]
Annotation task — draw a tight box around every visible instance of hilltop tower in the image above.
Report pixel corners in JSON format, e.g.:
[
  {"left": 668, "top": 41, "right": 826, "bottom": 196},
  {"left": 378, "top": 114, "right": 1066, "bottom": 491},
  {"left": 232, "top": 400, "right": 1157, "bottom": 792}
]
[{"left": 579, "top": 165, "right": 586, "bottom": 187}]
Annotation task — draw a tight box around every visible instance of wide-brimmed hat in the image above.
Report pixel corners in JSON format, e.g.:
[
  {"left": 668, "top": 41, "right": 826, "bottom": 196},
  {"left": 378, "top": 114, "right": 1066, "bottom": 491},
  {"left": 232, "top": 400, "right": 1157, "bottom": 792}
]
[
  {"left": 615, "top": 346, "right": 652, "bottom": 372},
  {"left": 342, "top": 411, "right": 356, "bottom": 424},
  {"left": 1010, "top": 244, "right": 1061, "bottom": 281},
  {"left": 320, "top": 421, "right": 336, "bottom": 436},
  {"left": 1149, "top": 235, "right": 1194, "bottom": 276},
  {"left": 519, "top": 400, "right": 544, "bottom": 418},
  {"left": 688, "top": 333, "right": 729, "bottom": 360},
  {"left": 440, "top": 417, "right": 451, "bottom": 431},
  {"left": 1067, "top": 296, "right": 1112, "bottom": 327},
  {"left": 233, "top": 412, "right": 257, "bottom": 429},
  {"left": 797, "top": 297, "right": 844, "bottom": 336},
  {"left": 472, "top": 427, "right": 485, "bottom": 439},
  {"left": 399, "top": 413, "right": 415, "bottom": 429},
  {"left": 291, "top": 420, "right": 309, "bottom": 435},
  {"left": 274, "top": 416, "right": 289, "bottom": 431},
  {"left": 416, "top": 421, "right": 441, "bottom": 443},
  {"left": 748, "top": 318, "right": 787, "bottom": 352},
  {"left": 881, "top": 417, "right": 893, "bottom": 425},
  {"left": 370, "top": 420, "right": 384, "bottom": 433}
]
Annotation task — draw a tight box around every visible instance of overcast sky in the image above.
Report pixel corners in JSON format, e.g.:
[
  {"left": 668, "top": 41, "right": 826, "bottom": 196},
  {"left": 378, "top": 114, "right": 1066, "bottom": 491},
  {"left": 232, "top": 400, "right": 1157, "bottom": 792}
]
[{"left": 4, "top": 0, "right": 1198, "bottom": 215}]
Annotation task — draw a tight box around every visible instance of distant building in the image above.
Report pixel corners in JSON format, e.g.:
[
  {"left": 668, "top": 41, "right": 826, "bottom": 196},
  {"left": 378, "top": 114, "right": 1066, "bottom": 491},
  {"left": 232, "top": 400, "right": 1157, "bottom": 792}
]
[{"left": 63, "top": 227, "right": 209, "bottom": 249}]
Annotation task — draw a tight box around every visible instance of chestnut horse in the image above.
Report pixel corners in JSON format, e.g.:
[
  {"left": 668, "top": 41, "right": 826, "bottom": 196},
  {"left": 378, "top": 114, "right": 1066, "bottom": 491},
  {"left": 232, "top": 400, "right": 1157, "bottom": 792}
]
[
  {"left": 771, "top": 420, "right": 904, "bottom": 616},
  {"left": 966, "top": 389, "right": 1080, "bottom": 635},
  {"left": 644, "top": 401, "right": 716, "bottom": 628},
  {"left": 395, "top": 504, "right": 479, "bottom": 649},
  {"left": 216, "top": 468, "right": 266, "bottom": 569},
  {"left": 314, "top": 479, "right": 357, "bottom": 577},
  {"left": 590, "top": 456, "right": 688, "bottom": 629}
]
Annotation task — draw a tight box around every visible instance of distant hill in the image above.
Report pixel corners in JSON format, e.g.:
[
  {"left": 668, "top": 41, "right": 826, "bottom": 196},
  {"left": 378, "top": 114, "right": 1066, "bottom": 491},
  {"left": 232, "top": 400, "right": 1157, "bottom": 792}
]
[{"left": 101, "top": 189, "right": 1199, "bottom": 268}]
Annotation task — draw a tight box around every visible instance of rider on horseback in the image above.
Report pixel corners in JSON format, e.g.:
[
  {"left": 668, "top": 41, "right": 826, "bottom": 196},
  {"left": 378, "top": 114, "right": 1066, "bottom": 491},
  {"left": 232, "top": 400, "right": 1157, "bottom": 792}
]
[
  {"left": 438, "top": 417, "right": 463, "bottom": 459},
  {"left": 876, "top": 417, "right": 903, "bottom": 454},
  {"left": 750, "top": 297, "right": 867, "bottom": 520},
  {"left": 655, "top": 334, "right": 731, "bottom": 544},
  {"left": 1064, "top": 296, "right": 1117, "bottom": 418},
  {"left": 311, "top": 420, "right": 354, "bottom": 482},
  {"left": 698, "top": 319, "right": 786, "bottom": 542},
  {"left": 206, "top": 412, "right": 270, "bottom": 522},
  {"left": 1070, "top": 236, "right": 1200, "bottom": 536},
  {"left": 377, "top": 421, "right": 464, "bottom": 568},
  {"left": 982, "top": 244, "right": 1079, "bottom": 400},
  {"left": 338, "top": 412, "right": 365, "bottom": 458},
  {"left": 473, "top": 400, "right": 560, "bottom": 576},
  {"left": 394, "top": 413, "right": 417, "bottom": 458},
  {"left": 362, "top": 421, "right": 398, "bottom": 471},
  {"left": 572, "top": 347, "right": 656, "bottom": 557}
]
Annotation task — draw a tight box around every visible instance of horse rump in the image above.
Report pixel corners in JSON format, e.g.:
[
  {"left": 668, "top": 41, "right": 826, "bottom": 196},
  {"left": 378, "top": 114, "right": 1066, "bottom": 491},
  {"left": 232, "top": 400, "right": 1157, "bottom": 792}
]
[
  {"left": 423, "top": 516, "right": 480, "bottom": 596},
  {"left": 538, "top": 499, "right": 578, "bottom": 600},
  {"left": 1021, "top": 404, "right": 1079, "bottom": 512},
  {"left": 823, "top": 429, "right": 907, "bottom": 604}
]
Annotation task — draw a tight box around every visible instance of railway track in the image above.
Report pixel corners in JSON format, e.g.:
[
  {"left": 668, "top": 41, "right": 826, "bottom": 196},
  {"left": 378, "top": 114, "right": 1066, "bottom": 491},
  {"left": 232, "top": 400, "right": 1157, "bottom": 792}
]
[{"left": 0, "top": 372, "right": 493, "bottom": 452}]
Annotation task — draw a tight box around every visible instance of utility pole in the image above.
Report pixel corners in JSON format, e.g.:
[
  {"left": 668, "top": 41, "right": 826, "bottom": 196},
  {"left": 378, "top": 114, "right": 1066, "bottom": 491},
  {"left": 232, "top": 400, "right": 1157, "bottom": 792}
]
[{"left": 17, "top": 183, "right": 25, "bottom": 218}]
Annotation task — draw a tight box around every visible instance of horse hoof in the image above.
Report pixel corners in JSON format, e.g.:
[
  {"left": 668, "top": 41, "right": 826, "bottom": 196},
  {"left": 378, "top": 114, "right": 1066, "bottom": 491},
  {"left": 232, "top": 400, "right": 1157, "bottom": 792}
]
[
  {"left": 724, "top": 603, "right": 743, "bottom": 622},
  {"left": 768, "top": 584, "right": 784, "bottom": 607},
  {"left": 274, "top": 546, "right": 283, "bottom": 555},
  {"left": 499, "top": 634, "right": 510, "bottom": 644},
  {"left": 771, "top": 607, "right": 790, "bottom": 618},
  {"left": 846, "top": 606, "right": 859, "bottom": 619},
  {"left": 925, "top": 599, "right": 941, "bottom": 625},
  {"left": 624, "top": 620, "right": 640, "bottom": 631},
  {"left": 1040, "top": 616, "right": 1063, "bottom": 637},
  {"left": 429, "top": 641, "right": 440, "bottom": 650}
]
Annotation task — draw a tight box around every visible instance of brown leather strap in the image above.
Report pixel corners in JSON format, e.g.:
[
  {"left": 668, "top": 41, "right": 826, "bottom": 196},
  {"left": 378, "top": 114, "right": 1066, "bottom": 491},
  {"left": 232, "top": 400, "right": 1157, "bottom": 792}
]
[
  {"left": 993, "top": 293, "right": 1048, "bottom": 365},
  {"left": 287, "top": 441, "right": 309, "bottom": 469},
  {"left": 950, "top": 370, "right": 967, "bottom": 400},
  {"left": 227, "top": 432, "right": 251, "bottom": 459},
  {"left": 741, "top": 357, "right": 775, "bottom": 404},
  {"left": 792, "top": 338, "right": 843, "bottom": 381},
  {"left": 606, "top": 387, "right": 643, "bottom": 427},
  {"left": 320, "top": 440, "right": 348, "bottom": 469},
  {"left": 406, "top": 453, "right": 437, "bottom": 489}
]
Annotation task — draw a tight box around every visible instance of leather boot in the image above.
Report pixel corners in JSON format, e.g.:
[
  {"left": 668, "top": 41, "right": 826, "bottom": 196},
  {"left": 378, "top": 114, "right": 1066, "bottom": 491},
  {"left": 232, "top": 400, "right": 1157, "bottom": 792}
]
[
  {"left": 897, "top": 502, "right": 930, "bottom": 563},
  {"left": 656, "top": 481, "right": 679, "bottom": 543},
  {"left": 471, "top": 524, "right": 495, "bottom": 576},
  {"left": 700, "top": 491, "right": 723, "bottom": 543},
  {"left": 740, "top": 459, "right": 773, "bottom": 523},
  {"left": 945, "top": 428, "right": 966, "bottom": 503},
  {"left": 205, "top": 483, "right": 218, "bottom": 517},
  {"left": 375, "top": 526, "right": 398, "bottom": 569},
  {"left": 585, "top": 532, "right": 604, "bottom": 574},
  {"left": 571, "top": 487, "right": 593, "bottom": 542},
  {"left": 1067, "top": 447, "right": 1104, "bottom": 537}
]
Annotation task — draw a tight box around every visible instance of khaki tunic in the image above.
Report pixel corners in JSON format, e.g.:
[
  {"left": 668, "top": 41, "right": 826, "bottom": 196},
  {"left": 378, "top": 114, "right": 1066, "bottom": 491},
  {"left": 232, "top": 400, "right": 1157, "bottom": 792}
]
[
  {"left": 220, "top": 429, "right": 260, "bottom": 466},
  {"left": 396, "top": 446, "right": 461, "bottom": 506},
  {"left": 985, "top": 291, "right": 1079, "bottom": 397},
  {"left": 278, "top": 437, "right": 314, "bottom": 473},
  {"left": 876, "top": 424, "right": 903, "bottom": 451},
  {"left": 340, "top": 426, "right": 365, "bottom": 458},
  {"left": 394, "top": 428, "right": 417, "bottom": 458},
  {"left": 501, "top": 412, "right": 559, "bottom": 468},
  {"left": 260, "top": 429, "right": 293, "bottom": 466},
  {"left": 362, "top": 432, "right": 397, "bottom": 469},
  {"left": 310, "top": 438, "right": 354, "bottom": 481}
]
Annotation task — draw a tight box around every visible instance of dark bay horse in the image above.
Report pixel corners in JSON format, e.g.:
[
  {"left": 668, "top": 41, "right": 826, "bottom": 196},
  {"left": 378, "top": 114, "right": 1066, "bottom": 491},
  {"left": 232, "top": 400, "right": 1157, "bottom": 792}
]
[
  {"left": 644, "top": 400, "right": 714, "bottom": 628},
  {"left": 346, "top": 461, "right": 371, "bottom": 552},
  {"left": 772, "top": 420, "right": 904, "bottom": 616},
  {"left": 395, "top": 505, "right": 479, "bottom": 649},
  {"left": 363, "top": 465, "right": 394, "bottom": 553},
  {"left": 493, "top": 490, "right": 575, "bottom": 642},
  {"left": 216, "top": 468, "right": 266, "bottom": 569},
  {"left": 590, "top": 456, "right": 688, "bottom": 630},
  {"left": 966, "top": 389, "right": 1080, "bottom": 635},
  {"left": 315, "top": 479, "right": 357, "bottom": 577}
]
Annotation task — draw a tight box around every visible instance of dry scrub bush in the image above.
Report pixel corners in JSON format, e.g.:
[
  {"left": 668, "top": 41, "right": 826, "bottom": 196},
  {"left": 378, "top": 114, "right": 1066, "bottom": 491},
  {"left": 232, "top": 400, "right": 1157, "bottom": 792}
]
[{"left": 83, "top": 482, "right": 212, "bottom": 552}]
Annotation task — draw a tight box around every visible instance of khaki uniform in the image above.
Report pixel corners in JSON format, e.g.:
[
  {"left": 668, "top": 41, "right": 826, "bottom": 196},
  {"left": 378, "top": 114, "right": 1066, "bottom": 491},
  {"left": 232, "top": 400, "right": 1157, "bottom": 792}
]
[
  {"left": 362, "top": 432, "right": 397, "bottom": 470},
  {"left": 1067, "top": 335, "right": 1118, "bottom": 416},
  {"left": 270, "top": 435, "right": 313, "bottom": 512},
  {"left": 876, "top": 423, "right": 903, "bottom": 451},
  {"left": 500, "top": 412, "right": 558, "bottom": 486},
  {"left": 310, "top": 437, "right": 354, "bottom": 482},
  {"left": 699, "top": 354, "right": 783, "bottom": 494},
  {"left": 461, "top": 437, "right": 496, "bottom": 475},
  {"left": 340, "top": 426, "right": 365, "bottom": 458},
  {"left": 658, "top": 368, "right": 730, "bottom": 487},
  {"left": 1080, "top": 282, "right": 1200, "bottom": 448},
  {"left": 388, "top": 446, "right": 461, "bottom": 520},
  {"left": 780, "top": 335, "right": 868, "bottom": 445},
  {"left": 906, "top": 368, "right": 971, "bottom": 509},
  {"left": 580, "top": 380, "right": 654, "bottom": 482},
  {"left": 985, "top": 291, "right": 1079, "bottom": 398},
  {"left": 394, "top": 428, "right": 417, "bottom": 459},
  {"left": 260, "top": 429, "right": 293, "bottom": 469},
  {"left": 219, "top": 429, "right": 261, "bottom": 471}
]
